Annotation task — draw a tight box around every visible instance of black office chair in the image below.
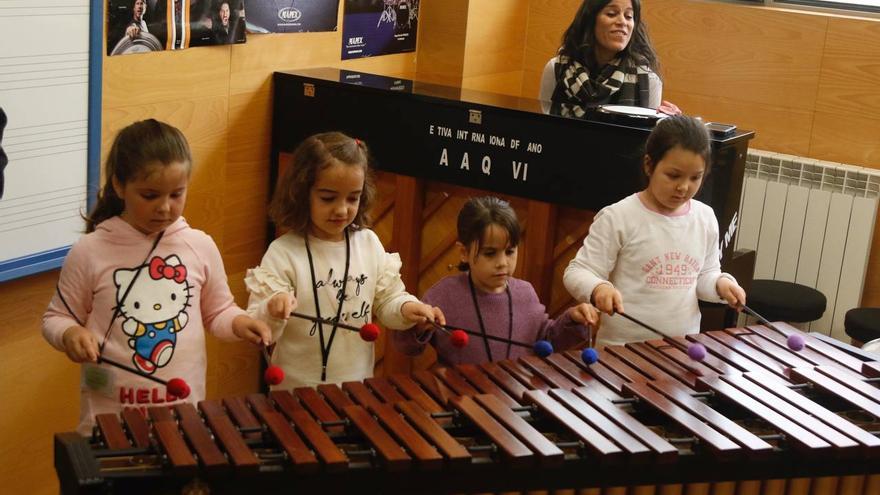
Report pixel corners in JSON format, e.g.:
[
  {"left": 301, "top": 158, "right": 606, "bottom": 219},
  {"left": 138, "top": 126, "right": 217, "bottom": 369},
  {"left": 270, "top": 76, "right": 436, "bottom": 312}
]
[{"left": 747, "top": 279, "right": 826, "bottom": 325}]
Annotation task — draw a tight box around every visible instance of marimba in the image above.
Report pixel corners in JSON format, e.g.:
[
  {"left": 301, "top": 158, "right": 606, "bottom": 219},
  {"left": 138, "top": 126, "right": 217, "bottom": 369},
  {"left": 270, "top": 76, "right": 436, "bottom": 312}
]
[{"left": 55, "top": 322, "right": 880, "bottom": 494}]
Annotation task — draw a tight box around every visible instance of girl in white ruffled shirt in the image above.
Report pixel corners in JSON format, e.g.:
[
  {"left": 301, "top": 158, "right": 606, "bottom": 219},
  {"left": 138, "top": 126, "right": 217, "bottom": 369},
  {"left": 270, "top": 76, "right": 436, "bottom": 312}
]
[{"left": 245, "top": 132, "right": 443, "bottom": 388}]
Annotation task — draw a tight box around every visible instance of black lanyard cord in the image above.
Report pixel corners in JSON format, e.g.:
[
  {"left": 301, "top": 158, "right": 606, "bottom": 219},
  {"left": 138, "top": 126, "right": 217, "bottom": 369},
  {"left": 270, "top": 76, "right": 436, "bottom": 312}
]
[
  {"left": 55, "top": 229, "right": 165, "bottom": 355},
  {"left": 99, "top": 230, "right": 165, "bottom": 354},
  {"left": 305, "top": 229, "right": 351, "bottom": 382},
  {"left": 467, "top": 273, "right": 513, "bottom": 361}
]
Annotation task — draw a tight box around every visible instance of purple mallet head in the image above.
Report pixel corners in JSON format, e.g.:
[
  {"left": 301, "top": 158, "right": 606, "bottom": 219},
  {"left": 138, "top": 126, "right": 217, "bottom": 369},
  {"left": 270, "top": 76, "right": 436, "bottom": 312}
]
[{"left": 687, "top": 343, "right": 707, "bottom": 361}]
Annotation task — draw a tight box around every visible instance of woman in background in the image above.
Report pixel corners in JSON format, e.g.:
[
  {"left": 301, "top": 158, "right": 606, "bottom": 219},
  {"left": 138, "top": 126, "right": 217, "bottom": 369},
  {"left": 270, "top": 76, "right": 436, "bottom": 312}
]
[{"left": 550, "top": 0, "right": 680, "bottom": 116}]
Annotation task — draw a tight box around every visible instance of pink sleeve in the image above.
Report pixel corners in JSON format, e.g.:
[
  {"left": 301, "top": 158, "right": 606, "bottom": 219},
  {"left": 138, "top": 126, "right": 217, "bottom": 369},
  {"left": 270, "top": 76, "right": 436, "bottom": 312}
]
[
  {"left": 197, "top": 236, "right": 245, "bottom": 341},
  {"left": 42, "top": 241, "right": 94, "bottom": 351}
]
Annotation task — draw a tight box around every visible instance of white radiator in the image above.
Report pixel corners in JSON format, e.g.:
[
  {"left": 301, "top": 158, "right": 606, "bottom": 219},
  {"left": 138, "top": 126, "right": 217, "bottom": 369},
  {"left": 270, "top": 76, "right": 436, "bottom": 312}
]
[{"left": 735, "top": 150, "right": 880, "bottom": 340}]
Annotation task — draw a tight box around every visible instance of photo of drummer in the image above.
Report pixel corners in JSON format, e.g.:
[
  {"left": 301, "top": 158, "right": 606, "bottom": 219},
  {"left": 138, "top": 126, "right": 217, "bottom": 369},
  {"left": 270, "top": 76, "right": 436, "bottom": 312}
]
[
  {"left": 107, "top": 0, "right": 167, "bottom": 55},
  {"left": 189, "top": 0, "right": 246, "bottom": 47}
]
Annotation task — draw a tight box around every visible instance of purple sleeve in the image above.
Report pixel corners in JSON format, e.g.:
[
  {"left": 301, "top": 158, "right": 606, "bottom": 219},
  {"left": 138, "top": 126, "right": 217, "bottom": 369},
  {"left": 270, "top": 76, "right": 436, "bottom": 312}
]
[{"left": 522, "top": 282, "right": 589, "bottom": 351}]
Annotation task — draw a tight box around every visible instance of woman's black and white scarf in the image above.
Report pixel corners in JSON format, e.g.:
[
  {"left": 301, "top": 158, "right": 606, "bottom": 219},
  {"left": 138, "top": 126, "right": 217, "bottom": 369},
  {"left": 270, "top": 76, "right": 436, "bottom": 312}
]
[{"left": 551, "top": 54, "right": 652, "bottom": 118}]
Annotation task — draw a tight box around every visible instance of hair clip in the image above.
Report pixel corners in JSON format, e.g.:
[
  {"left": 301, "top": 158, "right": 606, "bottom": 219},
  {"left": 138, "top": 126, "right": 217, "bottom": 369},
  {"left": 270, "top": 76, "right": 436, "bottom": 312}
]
[{"left": 354, "top": 138, "right": 361, "bottom": 146}]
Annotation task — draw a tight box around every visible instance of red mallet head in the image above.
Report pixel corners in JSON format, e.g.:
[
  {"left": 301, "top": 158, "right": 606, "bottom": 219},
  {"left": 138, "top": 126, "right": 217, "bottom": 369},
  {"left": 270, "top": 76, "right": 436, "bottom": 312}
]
[
  {"left": 264, "top": 365, "right": 285, "bottom": 386},
  {"left": 533, "top": 340, "right": 554, "bottom": 358},
  {"left": 687, "top": 343, "right": 707, "bottom": 361},
  {"left": 167, "top": 378, "right": 190, "bottom": 399},
  {"left": 787, "top": 334, "right": 805, "bottom": 351},
  {"left": 581, "top": 347, "right": 599, "bottom": 364},
  {"left": 449, "top": 329, "right": 469, "bottom": 348},
  {"left": 359, "top": 323, "right": 381, "bottom": 342}
]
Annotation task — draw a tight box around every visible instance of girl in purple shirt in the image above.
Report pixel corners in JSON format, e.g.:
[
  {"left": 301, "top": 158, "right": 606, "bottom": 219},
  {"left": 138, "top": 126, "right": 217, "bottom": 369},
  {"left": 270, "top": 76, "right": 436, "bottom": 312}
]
[{"left": 393, "top": 196, "right": 599, "bottom": 365}]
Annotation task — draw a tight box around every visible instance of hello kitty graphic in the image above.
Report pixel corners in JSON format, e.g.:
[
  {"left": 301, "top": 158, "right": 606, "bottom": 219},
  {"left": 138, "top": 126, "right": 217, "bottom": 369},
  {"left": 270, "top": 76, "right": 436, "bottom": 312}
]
[{"left": 114, "top": 255, "right": 191, "bottom": 374}]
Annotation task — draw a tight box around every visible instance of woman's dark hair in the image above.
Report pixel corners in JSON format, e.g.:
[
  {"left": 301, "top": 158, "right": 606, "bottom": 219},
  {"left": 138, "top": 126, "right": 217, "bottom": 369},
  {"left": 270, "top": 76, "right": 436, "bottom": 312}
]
[
  {"left": 559, "top": 0, "right": 658, "bottom": 72},
  {"left": 85, "top": 119, "right": 192, "bottom": 232},
  {"left": 644, "top": 115, "right": 712, "bottom": 175},
  {"left": 456, "top": 196, "right": 522, "bottom": 271},
  {"left": 269, "top": 132, "right": 375, "bottom": 235}
]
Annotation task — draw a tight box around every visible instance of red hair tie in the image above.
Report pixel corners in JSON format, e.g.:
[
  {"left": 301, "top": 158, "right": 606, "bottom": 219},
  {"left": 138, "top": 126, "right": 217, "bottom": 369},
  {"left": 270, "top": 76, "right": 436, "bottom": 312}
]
[{"left": 354, "top": 138, "right": 361, "bottom": 146}]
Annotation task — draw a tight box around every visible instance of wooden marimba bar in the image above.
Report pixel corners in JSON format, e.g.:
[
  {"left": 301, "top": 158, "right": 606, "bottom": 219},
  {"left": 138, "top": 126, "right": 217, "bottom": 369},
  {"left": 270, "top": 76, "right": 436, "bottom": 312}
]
[{"left": 55, "top": 322, "right": 880, "bottom": 494}]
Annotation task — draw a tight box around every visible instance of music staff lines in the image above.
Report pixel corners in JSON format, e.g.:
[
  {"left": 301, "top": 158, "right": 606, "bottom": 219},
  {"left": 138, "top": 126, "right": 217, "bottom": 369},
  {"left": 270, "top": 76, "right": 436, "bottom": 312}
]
[
  {"left": 0, "top": 52, "right": 88, "bottom": 64},
  {"left": 5, "top": 131, "right": 86, "bottom": 151},
  {"left": 0, "top": 9, "right": 89, "bottom": 18},
  {"left": 0, "top": 187, "right": 86, "bottom": 215},
  {"left": 0, "top": 57, "right": 89, "bottom": 70},
  {"left": 10, "top": 147, "right": 87, "bottom": 162},
  {"left": 1, "top": 68, "right": 88, "bottom": 81},
  {"left": 0, "top": 184, "right": 82, "bottom": 203},
  {"left": 4, "top": 127, "right": 86, "bottom": 147},
  {"left": 7, "top": 143, "right": 87, "bottom": 161},
  {"left": 0, "top": 188, "right": 85, "bottom": 212},
  {"left": 0, "top": 207, "right": 85, "bottom": 234},
  {"left": 4, "top": 119, "right": 86, "bottom": 135},
  {"left": 0, "top": 80, "right": 87, "bottom": 92}
]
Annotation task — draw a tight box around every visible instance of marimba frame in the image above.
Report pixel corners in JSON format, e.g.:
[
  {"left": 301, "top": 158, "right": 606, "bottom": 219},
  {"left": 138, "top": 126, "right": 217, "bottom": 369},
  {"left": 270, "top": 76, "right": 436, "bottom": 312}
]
[{"left": 55, "top": 323, "right": 880, "bottom": 494}]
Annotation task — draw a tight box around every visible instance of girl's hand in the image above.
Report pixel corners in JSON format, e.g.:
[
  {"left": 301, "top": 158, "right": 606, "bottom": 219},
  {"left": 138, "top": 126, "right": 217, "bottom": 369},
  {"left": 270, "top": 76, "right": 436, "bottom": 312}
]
[
  {"left": 569, "top": 303, "right": 600, "bottom": 327},
  {"left": 591, "top": 283, "right": 624, "bottom": 315},
  {"left": 232, "top": 315, "right": 273, "bottom": 346},
  {"left": 61, "top": 326, "right": 99, "bottom": 363},
  {"left": 717, "top": 277, "right": 746, "bottom": 309},
  {"left": 402, "top": 301, "right": 446, "bottom": 326},
  {"left": 657, "top": 100, "right": 682, "bottom": 116},
  {"left": 267, "top": 292, "right": 297, "bottom": 320}
]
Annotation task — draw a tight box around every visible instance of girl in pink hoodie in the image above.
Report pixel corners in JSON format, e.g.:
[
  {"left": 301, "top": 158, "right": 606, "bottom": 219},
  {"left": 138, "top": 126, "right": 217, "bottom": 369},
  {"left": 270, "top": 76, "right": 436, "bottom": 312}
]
[{"left": 43, "top": 119, "right": 270, "bottom": 434}]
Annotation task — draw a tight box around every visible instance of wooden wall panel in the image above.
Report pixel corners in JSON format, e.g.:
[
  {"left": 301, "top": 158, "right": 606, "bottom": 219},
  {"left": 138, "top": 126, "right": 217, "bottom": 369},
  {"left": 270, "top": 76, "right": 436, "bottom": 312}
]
[
  {"left": 661, "top": 89, "right": 815, "bottom": 156},
  {"left": 520, "top": 0, "right": 581, "bottom": 98},
  {"left": 462, "top": 70, "right": 527, "bottom": 97},
  {"left": 647, "top": 0, "right": 827, "bottom": 109},
  {"left": 809, "top": 111, "right": 880, "bottom": 168},
  {"left": 464, "top": 0, "right": 529, "bottom": 78},
  {"left": 0, "top": 271, "right": 79, "bottom": 495},
  {"left": 103, "top": 47, "right": 231, "bottom": 108},
  {"left": 416, "top": 0, "right": 469, "bottom": 86},
  {"left": 810, "top": 16, "right": 880, "bottom": 182},
  {"left": 815, "top": 17, "right": 880, "bottom": 122}
]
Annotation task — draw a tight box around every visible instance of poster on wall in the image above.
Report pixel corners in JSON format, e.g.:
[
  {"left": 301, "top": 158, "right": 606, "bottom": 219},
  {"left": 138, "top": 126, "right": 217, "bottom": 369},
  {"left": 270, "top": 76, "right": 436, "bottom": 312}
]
[
  {"left": 244, "top": 0, "right": 340, "bottom": 34},
  {"left": 189, "top": 0, "right": 247, "bottom": 46},
  {"left": 341, "top": 0, "right": 418, "bottom": 60},
  {"left": 108, "top": 0, "right": 245, "bottom": 55},
  {"left": 107, "top": 0, "right": 168, "bottom": 55}
]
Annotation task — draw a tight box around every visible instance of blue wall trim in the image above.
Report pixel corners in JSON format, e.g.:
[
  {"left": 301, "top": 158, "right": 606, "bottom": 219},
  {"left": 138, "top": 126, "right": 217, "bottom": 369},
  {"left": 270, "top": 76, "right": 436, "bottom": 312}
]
[
  {"left": 88, "top": 0, "right": 102, "bottom": 214},
  {"left": 0, "top": 247, "right": 71, "bottom": 283}
]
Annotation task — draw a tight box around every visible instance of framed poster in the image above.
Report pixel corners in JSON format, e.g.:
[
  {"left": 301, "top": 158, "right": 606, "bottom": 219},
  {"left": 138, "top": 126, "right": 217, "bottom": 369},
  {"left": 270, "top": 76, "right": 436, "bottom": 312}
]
[
  {"left": 342, "top": 0, "right": 418, "bottom": 59},
  {"left": 245, "top": 0, "right": 339, "bottom": 33}
]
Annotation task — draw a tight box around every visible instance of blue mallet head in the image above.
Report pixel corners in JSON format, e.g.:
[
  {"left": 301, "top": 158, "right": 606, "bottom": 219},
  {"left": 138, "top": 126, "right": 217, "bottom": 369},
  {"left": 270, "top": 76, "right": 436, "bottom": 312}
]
[
  {"left": 533, "top": 340, "right": 553, "bottom": 358},
  {"left": 581, "top": 347, "right": 599, "bottom": 364}
]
